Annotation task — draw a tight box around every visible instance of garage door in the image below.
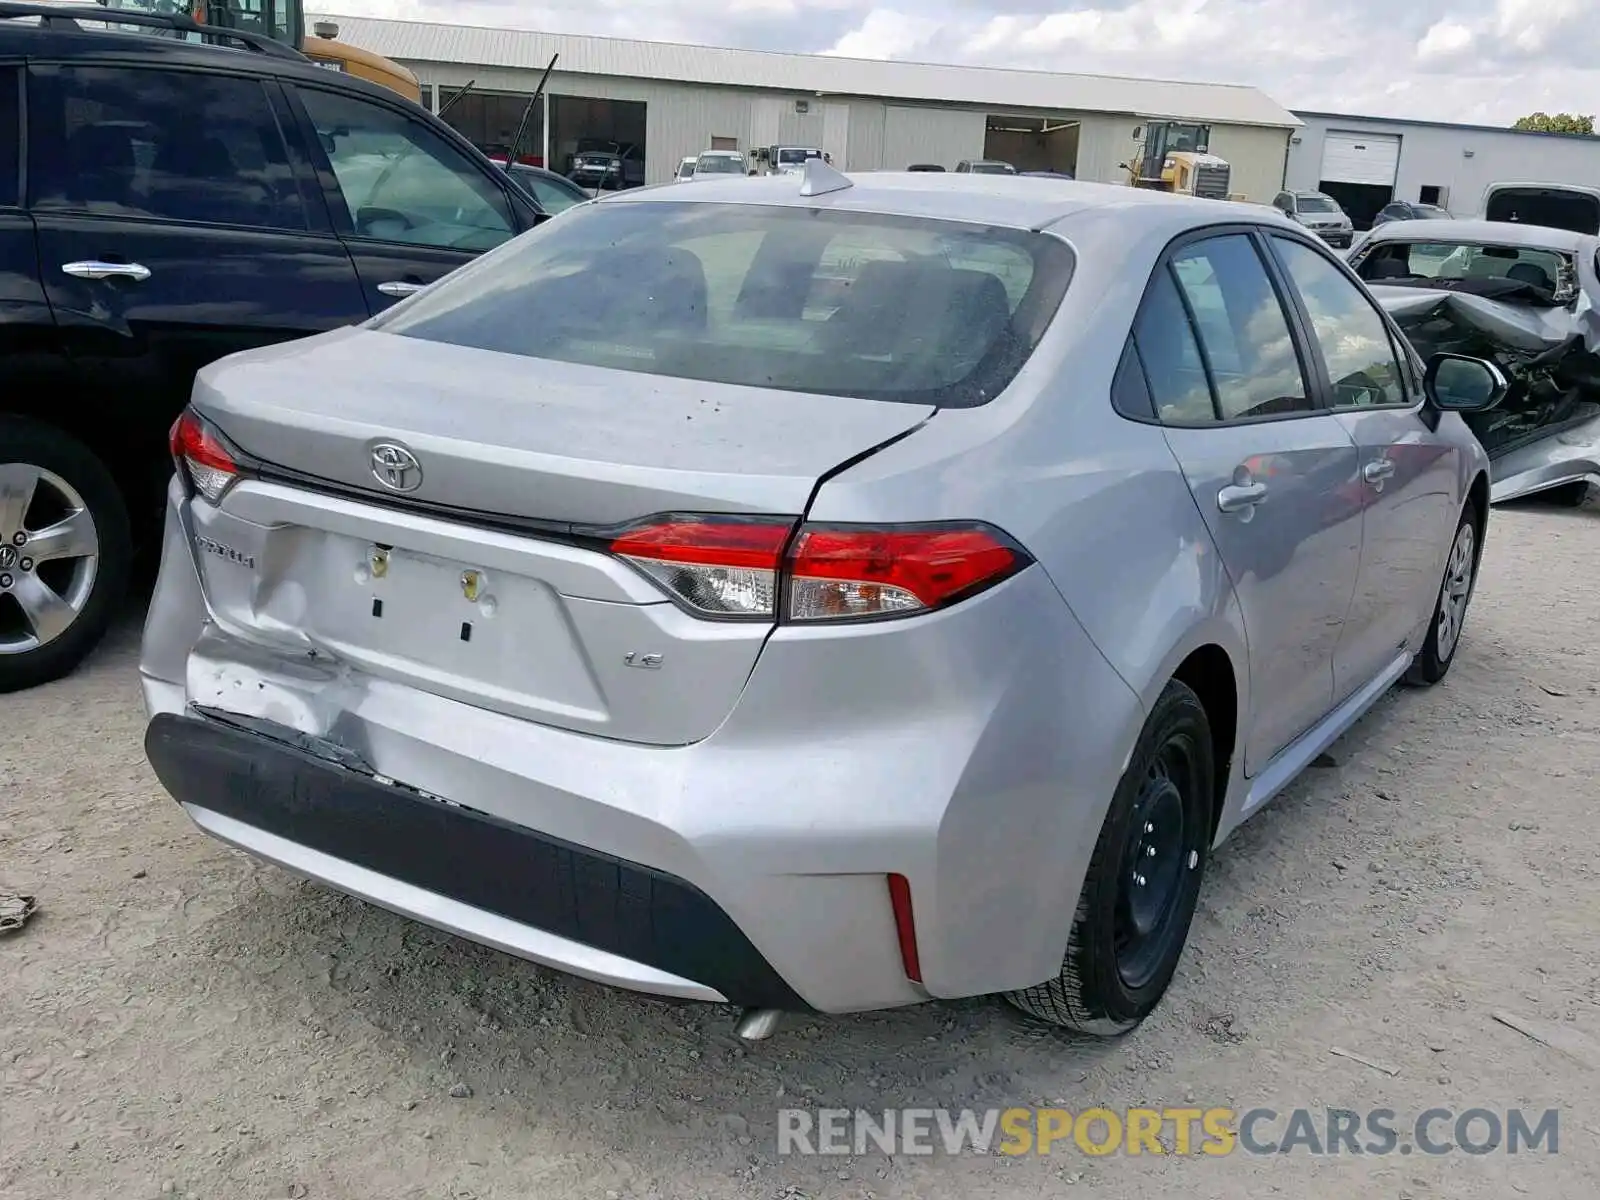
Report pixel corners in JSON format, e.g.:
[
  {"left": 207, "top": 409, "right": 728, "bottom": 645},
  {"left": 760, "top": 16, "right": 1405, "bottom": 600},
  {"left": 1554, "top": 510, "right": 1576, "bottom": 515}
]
[{"left": 1320, "top": 132, "right": 1401, "bottom": 186}]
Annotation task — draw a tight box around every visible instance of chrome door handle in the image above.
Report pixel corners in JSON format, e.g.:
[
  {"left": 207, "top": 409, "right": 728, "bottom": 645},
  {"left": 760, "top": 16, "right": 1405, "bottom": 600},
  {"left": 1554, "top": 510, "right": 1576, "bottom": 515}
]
[
  {"left": 1217, "top": 481, "right": 1268, "bottom": 513},
  {"left": 1363, "top": 459, "right": 1396, "bottom": 484},
  {"left": 376, "top": 281, "right": 425, "bottom": 297},
  {"left": 62, "top": 260, "right": 151, "bottom": 281}
]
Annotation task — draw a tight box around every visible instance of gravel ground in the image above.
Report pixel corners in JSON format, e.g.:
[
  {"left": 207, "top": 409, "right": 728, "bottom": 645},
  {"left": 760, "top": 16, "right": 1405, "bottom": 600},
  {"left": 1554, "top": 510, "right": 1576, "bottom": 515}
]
[{"left": 4, "top": 500, "right": 1600, "bottom": 1200}]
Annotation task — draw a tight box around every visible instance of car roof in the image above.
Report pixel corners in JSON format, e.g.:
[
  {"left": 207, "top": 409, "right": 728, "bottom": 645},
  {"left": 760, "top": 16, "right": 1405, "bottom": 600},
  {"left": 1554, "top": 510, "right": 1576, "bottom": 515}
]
[
  {"left": 1362, "top": 218, "right": 1595, "bottom": 252},
  {"left": 597, "top": 170, "right": 1300, "bottom": 236}
]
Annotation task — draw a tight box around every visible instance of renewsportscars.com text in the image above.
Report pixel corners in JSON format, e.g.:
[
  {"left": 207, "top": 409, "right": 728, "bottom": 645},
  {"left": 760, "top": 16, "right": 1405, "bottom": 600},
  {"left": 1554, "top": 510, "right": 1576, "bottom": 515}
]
[{"left": 777, "top": 1106, "right": 1560, "bottom": 1158}]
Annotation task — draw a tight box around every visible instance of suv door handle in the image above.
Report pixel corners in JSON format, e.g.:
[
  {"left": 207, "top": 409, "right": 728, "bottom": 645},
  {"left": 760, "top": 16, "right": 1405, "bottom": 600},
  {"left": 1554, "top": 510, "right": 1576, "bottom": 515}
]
[
  {"left": 1363, "top": 459, "right": 1396, "bottom": 484},
  {"left": 1217, "top": 481, "right": 1268, "bottom": 513},
  {"left": 63, "top": 260, "right": 151, "bottom": 282},
  {"left": 376, "top": 281, "right": 425, "bottom": 298}
]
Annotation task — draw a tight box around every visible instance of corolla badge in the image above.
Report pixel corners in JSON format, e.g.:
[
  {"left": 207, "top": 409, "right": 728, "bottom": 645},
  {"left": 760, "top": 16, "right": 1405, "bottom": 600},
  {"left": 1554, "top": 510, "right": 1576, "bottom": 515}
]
[{"left": 370, "top": 442, "right": 423, "bottom": 493}]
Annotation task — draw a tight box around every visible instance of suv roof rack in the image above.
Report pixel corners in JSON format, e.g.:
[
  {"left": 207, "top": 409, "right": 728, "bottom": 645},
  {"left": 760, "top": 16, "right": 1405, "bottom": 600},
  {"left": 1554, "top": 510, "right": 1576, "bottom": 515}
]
[{"left": 0, "top": 2, "right": 310, "bottom": 61}]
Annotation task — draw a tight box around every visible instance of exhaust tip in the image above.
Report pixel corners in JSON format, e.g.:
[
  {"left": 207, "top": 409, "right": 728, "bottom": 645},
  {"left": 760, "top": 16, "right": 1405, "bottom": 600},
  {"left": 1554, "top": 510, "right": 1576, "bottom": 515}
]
[{"left": 734, "top": 1008, "right": 784, "bottom": 1042}]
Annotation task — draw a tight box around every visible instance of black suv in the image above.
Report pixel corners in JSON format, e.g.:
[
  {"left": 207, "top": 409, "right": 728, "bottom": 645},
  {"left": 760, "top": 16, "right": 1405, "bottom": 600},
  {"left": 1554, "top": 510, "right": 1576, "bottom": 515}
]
[{"left": 0, "top": 4, "right": 548, "bottom": 692}]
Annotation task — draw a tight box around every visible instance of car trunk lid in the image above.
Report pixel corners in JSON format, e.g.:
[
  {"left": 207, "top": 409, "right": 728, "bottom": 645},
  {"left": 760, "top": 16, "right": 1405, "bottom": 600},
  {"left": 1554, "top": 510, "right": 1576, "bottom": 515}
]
[{"left": 184, "top": 327, "right": 935, "bottom": 745}]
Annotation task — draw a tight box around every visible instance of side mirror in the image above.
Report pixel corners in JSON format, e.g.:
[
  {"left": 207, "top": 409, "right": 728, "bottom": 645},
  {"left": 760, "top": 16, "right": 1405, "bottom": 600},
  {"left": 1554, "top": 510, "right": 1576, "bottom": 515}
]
[{"left": 1424, "top": 353, "right": 1508, "bottom": 413}]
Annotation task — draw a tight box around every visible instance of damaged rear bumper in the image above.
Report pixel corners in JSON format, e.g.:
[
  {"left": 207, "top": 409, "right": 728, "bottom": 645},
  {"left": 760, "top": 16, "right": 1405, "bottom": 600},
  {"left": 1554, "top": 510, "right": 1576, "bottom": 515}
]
[{"left": 144, "top": 709, "right": 809, "bottom": 1009}]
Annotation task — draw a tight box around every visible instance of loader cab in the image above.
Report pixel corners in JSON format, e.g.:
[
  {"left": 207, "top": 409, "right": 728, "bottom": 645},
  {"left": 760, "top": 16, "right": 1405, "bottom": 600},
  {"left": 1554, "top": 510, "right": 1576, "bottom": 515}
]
[{"left": 1133, "top": 121, "right": 1209, "bottom": 185}]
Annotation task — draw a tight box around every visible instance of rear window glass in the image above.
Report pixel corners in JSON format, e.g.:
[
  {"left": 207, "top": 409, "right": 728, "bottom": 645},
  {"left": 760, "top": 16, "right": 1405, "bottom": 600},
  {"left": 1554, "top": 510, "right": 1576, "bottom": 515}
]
[
  {"left": 372, "top": 201, "right": 1075, "bottom": 408},
  {"left": 1355, "top": 241, "right": 1572, "bottom": 298}
]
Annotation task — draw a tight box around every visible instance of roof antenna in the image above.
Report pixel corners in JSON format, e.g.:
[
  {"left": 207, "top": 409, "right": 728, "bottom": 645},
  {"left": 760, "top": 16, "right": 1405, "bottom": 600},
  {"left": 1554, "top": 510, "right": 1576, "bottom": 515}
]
[{"left": 799, "top": 157, "right": 852, "bottom": 197}]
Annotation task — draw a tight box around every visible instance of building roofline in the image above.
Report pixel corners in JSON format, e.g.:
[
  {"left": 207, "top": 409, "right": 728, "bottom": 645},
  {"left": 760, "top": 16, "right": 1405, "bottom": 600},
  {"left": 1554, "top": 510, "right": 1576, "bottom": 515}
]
[
  {"left": 315, "top": 12, "right": 1302, "bottom": 129},
  {"left": 1293, "top": 109, "right": 1600, "bottom": 144}
]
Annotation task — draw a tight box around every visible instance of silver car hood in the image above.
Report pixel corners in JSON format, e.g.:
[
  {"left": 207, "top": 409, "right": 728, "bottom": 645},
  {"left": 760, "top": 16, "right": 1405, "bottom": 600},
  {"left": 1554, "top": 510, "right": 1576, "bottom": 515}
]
[{"left": 1372, "top": 283, "right": 1600, "bottom": 501}]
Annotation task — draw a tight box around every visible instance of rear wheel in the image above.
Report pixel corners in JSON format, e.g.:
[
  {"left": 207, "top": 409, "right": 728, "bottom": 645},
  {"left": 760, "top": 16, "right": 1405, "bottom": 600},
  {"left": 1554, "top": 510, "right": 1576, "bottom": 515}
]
[
  {"left": 1005, "top": 680, "right": 1214, "bottom": 1035},
  {"left": 1404, "top": 502, "right": 1478, "bottom": 687},
  {"left": 0, "top": 419, "right": 131, "bottom": 693}
]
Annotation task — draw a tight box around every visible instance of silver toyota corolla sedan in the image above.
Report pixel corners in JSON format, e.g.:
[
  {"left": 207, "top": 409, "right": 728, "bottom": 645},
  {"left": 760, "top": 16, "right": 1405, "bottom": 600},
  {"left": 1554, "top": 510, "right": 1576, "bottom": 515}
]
[{"left": 140, "top": 165, "right": 1505, "bottom": 1038}]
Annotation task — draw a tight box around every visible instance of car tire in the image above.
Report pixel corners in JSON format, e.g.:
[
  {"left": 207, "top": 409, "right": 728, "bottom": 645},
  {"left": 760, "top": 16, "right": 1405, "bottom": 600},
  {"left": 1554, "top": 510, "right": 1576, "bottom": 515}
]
[
  {"left": 1004, "top": 679, "right": 1214, "bottom": 1036},
  {"left": 0, "top": 417, "right": 131, "bottom": 693},
  {"left": 1403, "top": 501, "right": 1479, "bottom": 688},
  {"left": 1540, "top": 481, "right": 1589, "bottom": 508}
]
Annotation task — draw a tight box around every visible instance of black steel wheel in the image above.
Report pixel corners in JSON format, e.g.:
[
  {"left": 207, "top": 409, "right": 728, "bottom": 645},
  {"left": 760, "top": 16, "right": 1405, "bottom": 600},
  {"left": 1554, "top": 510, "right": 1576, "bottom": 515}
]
[{"left": 1005, "top": 679, "right": 1215, "bottom": 1035}]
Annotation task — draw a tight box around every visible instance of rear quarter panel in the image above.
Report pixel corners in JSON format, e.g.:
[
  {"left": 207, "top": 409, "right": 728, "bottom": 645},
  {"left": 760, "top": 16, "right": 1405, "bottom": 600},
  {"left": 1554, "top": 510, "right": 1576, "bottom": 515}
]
[{"left": 806, "top": 203, "right": 1254, "bottom": 976}]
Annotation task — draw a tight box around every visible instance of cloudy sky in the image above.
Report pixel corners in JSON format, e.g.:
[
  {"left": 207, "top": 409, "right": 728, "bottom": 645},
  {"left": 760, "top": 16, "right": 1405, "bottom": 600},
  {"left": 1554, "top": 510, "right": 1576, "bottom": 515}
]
[{"left": 328, "top": 0, "right": 1594, "bottom": 125}]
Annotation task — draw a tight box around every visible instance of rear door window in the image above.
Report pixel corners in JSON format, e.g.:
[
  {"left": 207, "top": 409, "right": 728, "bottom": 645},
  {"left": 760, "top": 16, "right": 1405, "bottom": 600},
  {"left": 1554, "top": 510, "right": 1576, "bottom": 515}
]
[
  {"left": 294, "top": 86, "right": 515, "bottom": 252},
  {"left": 1168, "top": 235, "right": 1313, "bottom": 421},
  {"left": 1273, "top": 237, "right": 1409, "bottom": 409},
  {"left": 370, "top": 201, "right": 1075, "bottom": 407},
  {"left": 27, "top": 64, "right": 305, "bottom": 231},
  {"left": 1131, "top": 268, "right": 1214, "bottom": 423}
]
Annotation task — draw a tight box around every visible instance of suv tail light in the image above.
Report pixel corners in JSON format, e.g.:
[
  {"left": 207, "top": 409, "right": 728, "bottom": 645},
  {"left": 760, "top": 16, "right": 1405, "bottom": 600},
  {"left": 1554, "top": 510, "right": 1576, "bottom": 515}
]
[
  {"left": 608, "top": 516, "right": 1029, "bottom": 622},
  {"left": 169, "top": 409, "right": 239, "bottom": 504}
]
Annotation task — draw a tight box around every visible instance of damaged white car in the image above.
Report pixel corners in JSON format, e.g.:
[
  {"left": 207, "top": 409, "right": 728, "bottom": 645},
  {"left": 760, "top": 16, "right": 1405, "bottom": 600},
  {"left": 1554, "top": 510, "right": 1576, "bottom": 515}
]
[{"left": 1347, "top": 219, "right": 1600, "bottom": 505}]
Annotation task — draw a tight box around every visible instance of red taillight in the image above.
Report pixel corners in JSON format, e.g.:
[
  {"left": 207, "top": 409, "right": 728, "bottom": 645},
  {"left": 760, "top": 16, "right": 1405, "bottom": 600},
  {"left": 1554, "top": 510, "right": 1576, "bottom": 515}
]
[
  {"left": 787, "top": 524, "right": 1024, "bottom": 621},
  {"left": 169, "top": 409, "right": 238, "bottom": 503},
  {"left": 608, "top": 516, "right": 1027, "bottom": 621},
  {"left": 609, "top": 516, "right": 794, "bottom": 617},
  {"left": 886, "top": 873, "right": 923, "bottom": 983}
]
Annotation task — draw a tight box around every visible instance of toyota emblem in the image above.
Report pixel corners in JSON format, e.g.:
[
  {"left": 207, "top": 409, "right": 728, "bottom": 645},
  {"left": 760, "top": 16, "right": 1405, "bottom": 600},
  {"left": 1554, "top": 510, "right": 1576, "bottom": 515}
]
[{"left": 370, "top": 442, "right": 423, "bottom": 493}]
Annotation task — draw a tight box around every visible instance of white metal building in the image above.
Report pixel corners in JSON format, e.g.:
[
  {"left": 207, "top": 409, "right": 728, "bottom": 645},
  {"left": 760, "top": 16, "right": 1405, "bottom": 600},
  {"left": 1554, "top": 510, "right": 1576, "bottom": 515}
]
[
  {"left": 314, "top": 13, "right": 1300, "bottom": 196},
  {"left": 1286, "top": 110, "right": 1600, "bottom": 226}
]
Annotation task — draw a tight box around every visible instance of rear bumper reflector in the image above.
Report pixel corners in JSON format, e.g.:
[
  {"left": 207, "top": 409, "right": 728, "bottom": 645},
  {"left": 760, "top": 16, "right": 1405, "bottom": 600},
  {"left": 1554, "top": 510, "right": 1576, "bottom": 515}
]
[{"left": 886, "top": 872, "right": 923, "bottom": 983}]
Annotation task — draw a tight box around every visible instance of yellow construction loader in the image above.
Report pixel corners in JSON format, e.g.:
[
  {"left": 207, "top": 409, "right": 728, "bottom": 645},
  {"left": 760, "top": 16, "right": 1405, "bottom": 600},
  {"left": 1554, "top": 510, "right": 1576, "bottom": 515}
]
[{"left": 1122, "top": 121, "right": 1234, "bottom": 201}]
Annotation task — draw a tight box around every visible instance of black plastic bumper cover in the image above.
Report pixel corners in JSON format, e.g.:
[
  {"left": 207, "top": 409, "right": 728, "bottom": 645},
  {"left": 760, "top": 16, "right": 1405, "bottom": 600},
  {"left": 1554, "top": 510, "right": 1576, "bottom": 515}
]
[{"left": 144, "top": 712, "right": 809, "bottom": 1011}]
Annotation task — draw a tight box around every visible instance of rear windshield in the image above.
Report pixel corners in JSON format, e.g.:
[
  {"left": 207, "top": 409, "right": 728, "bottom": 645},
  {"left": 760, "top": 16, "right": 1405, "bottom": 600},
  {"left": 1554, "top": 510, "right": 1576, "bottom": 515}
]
[
  {"left": 970, "top": 162, "right": 1016, "bottom": 175},
  {"left": 372, "top": 201, "right": 1075, "bottom": 408},
  {"left": 1485, "top": 187, "right": 1600, "bottom": 236},
  {"left": 1354, "top": 240, "right": 1574, "bottom": 302},
  {"left": 1296, "top": 195, "right": 1339, "bottom": 213},
  {"left": 777, "top": 148, "right": 818, "bottom": 164}
]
